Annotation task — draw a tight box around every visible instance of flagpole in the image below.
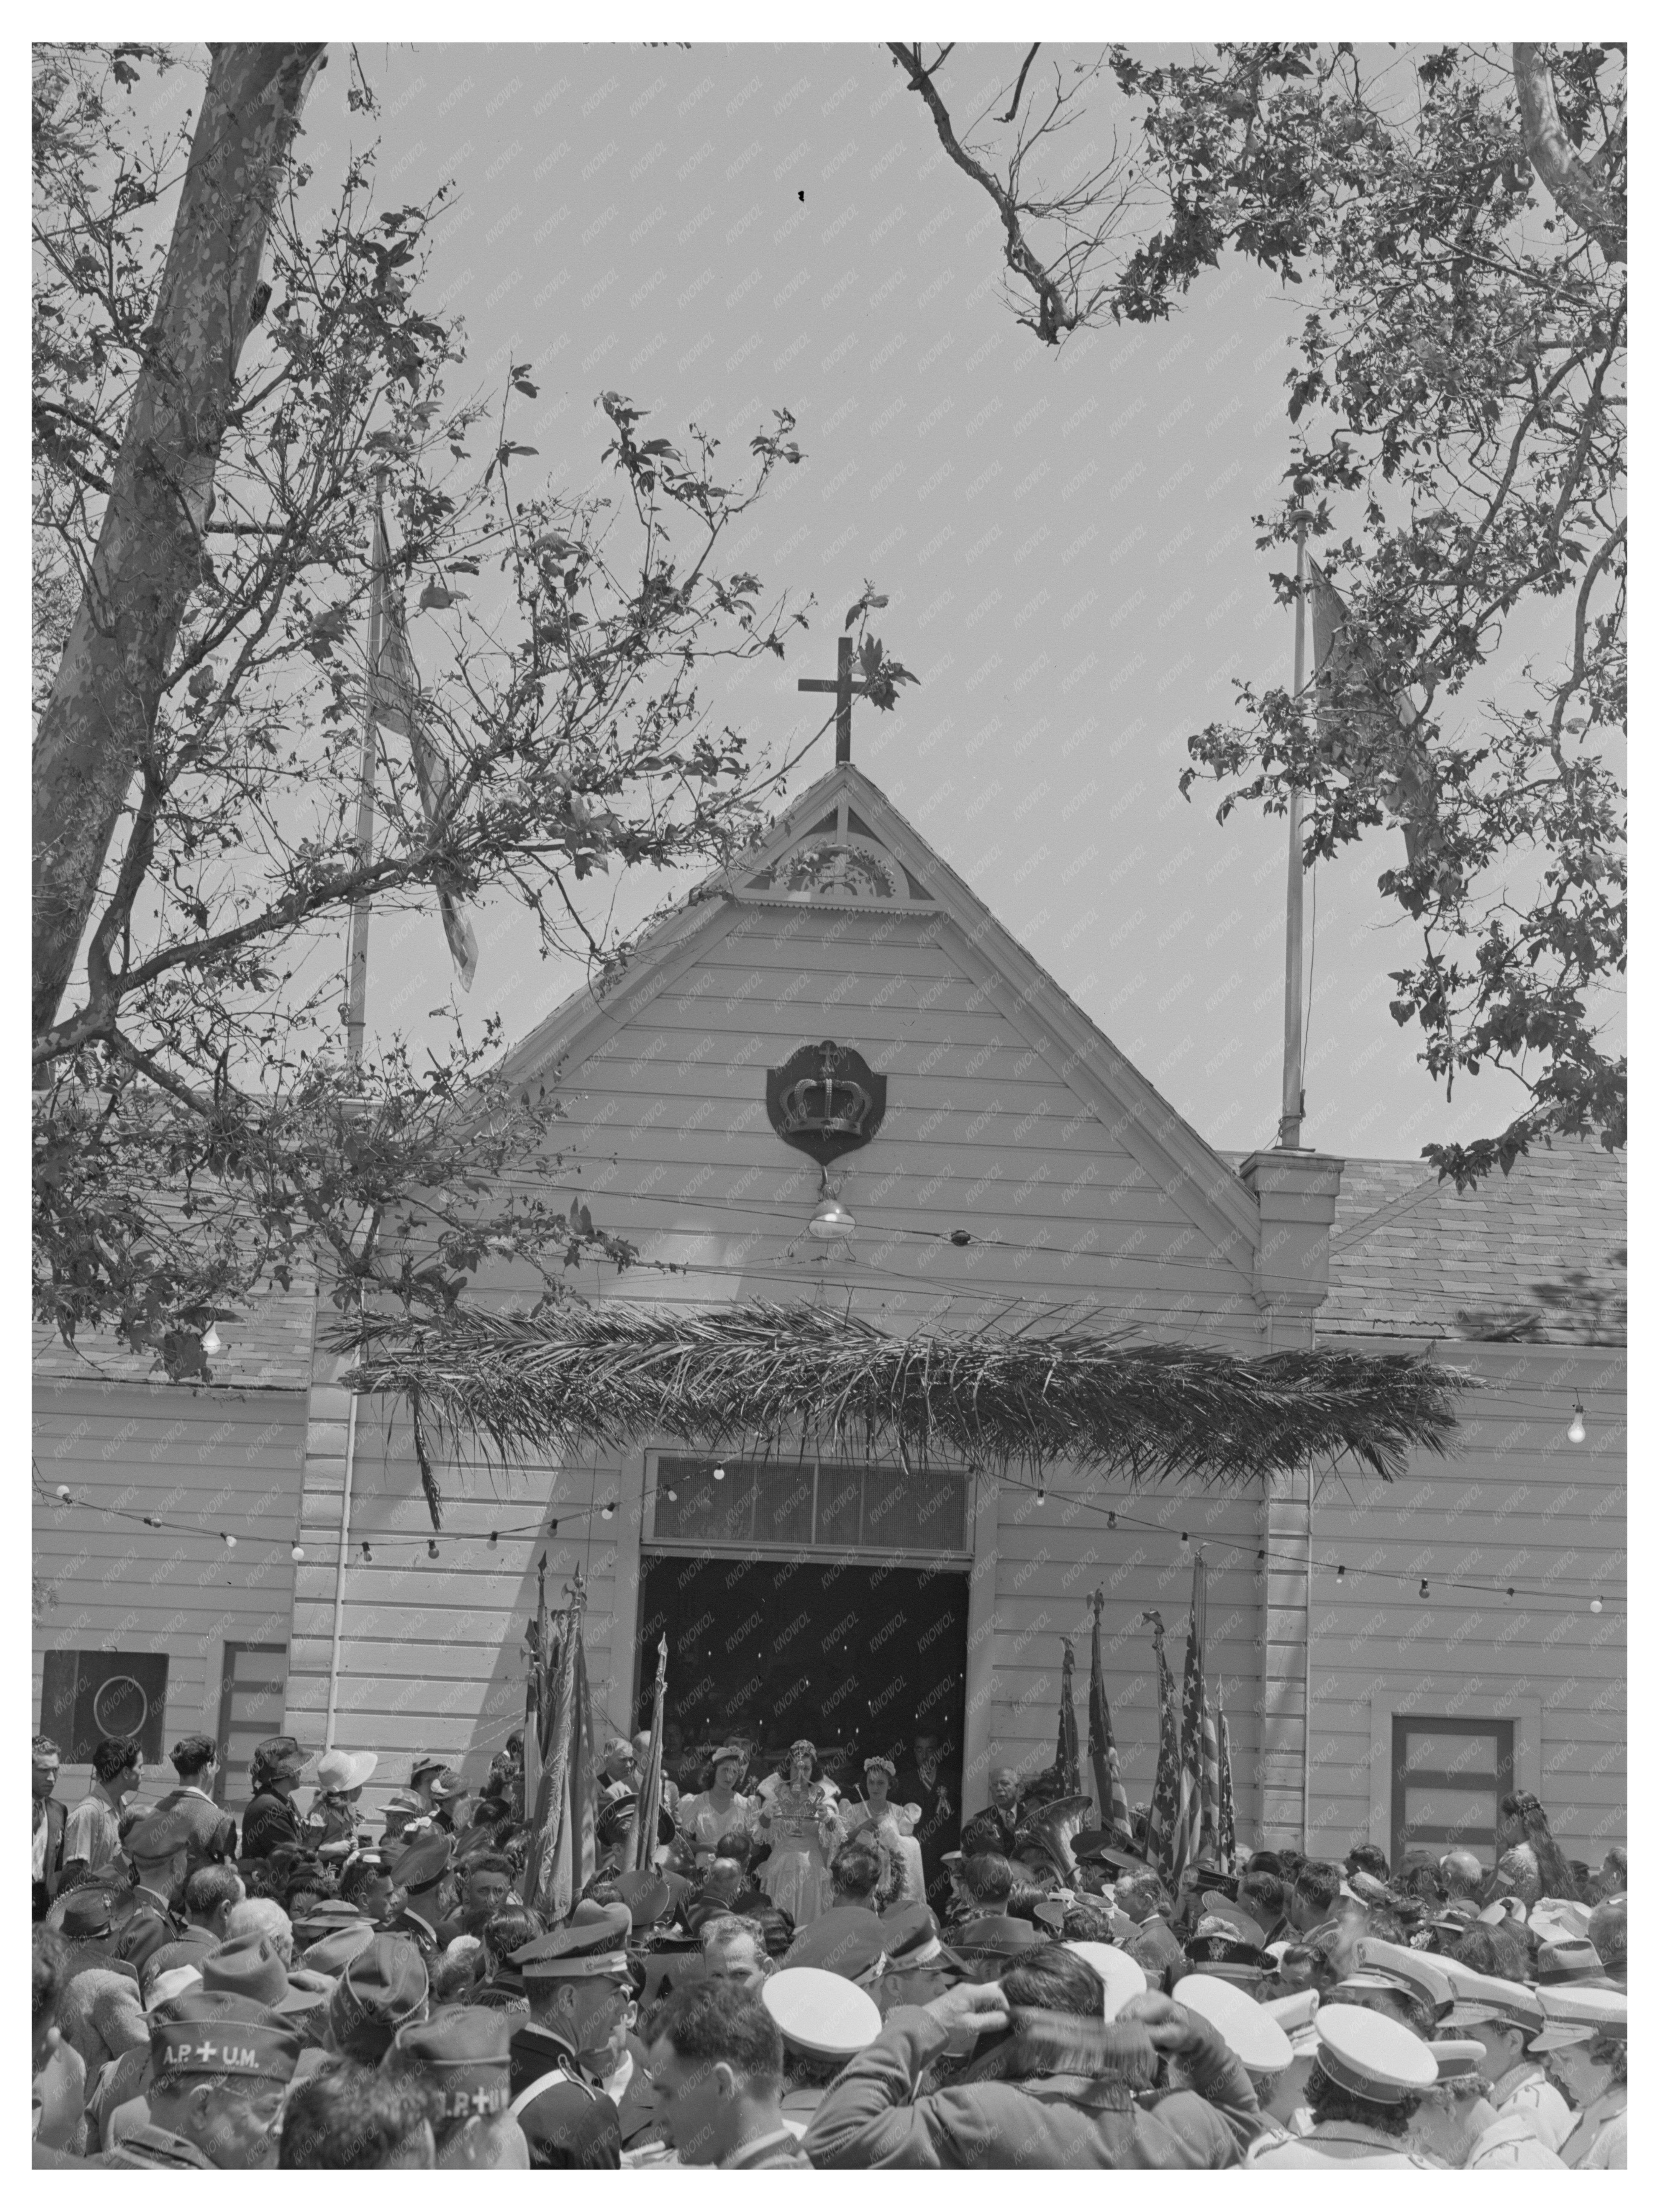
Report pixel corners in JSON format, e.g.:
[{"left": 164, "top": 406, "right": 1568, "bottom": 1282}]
[
  {"left": 1277, "top": 510, "right": 1312, "bottom": 1149},
  {"left": 345, "top": 466, "right": 390, "bottom": 1068}
]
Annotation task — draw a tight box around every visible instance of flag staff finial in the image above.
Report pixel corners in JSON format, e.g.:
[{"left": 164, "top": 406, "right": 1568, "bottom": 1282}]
[{"left": 1277, "top": 507, "right": 1315, "bottom": 1149}]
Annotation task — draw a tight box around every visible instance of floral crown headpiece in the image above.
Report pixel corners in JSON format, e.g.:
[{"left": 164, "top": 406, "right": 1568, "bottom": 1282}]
[{"left": 863, "top": 1755, "right": 897, "bottom": 1777}]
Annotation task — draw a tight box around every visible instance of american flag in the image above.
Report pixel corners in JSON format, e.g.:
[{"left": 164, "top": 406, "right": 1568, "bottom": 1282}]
[
  {"left": 367, "top": 500, "right": 479, "bottom": 989},
  {"left": 1179, "top": 1550, "right": 1221, "bottom": 1868},
  {"left": 1144, "top": 1609, "right": 1188, "bottom": 1883},
  {"left": 522, "top": 1575, "right": 597, "bottom": 1918},
  {"left": 1087, "top": 1589, "right": 1131, "bottom": 1835}
]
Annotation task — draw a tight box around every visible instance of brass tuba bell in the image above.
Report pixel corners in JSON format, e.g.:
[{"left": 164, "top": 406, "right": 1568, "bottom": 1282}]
[{"left": 1010, "top": 1794, "right": 1095, "bottom": 1884}]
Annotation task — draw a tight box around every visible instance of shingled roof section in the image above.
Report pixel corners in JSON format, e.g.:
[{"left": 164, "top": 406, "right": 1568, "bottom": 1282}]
[
  {"left": 1313, "top": 1137, "right": 1626, "bottom": 1345},
  {"left": 32, "top": 1268, "right": 320, "bottom": 1392}
]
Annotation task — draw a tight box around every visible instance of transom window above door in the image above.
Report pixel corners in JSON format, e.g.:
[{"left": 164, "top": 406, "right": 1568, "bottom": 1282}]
[{"left": 646, "top": 1452, "right": 970, "bottom": 1557}]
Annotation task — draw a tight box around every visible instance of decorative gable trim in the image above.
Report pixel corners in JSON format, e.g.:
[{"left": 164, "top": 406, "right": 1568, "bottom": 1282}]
[
  {"left": 732, "top": 789, "right": 938, "bottom": 908},
  {"left": 490, "top": 762, "right": 1263, "bottom": 1278}
]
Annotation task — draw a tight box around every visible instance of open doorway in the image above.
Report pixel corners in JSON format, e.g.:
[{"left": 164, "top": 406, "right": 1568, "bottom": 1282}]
[{"left": 636, "top": 1550, "right": 967, "bottom": 1867}]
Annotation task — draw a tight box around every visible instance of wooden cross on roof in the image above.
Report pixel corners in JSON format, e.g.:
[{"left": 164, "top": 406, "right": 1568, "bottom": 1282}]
[{"left": 798, "top": 636, "right": 874, "bottom": 764}]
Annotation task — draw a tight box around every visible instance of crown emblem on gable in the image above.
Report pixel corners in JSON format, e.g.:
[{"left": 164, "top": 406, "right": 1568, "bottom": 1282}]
[{"left": 765, "top": 1039, "right": 887, "bottom": 1165}]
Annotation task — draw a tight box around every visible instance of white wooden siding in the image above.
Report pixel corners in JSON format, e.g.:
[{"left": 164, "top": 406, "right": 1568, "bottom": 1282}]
[
  {"left": 1307, "top": 1342, "right": 1626, "bottom": 1860},
  {"left": 32, "top": 1376, "right": 307, "bottom": 1806}
]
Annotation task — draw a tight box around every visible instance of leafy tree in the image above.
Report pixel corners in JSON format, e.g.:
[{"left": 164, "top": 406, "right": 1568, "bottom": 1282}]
[
  {"left": 890, "top": 42, "right": 1626, "bottom": 1184},
  {"left": 31, "top": 43, "right": 811, "bottom": 1488}
]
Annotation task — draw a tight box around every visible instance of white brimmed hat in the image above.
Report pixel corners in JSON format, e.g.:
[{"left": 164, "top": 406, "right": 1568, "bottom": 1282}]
[
  {"left": 1175, "top": 1973, "right": 1293, "bottom": 2075},
  {"left": 1312, "top": 2004, "right": 1438, "bottom": 2103},
  {"left": 316, "top": 1748, "right": 379, "bottom": 1793},
  {"left": 763, "top": 1967, "right": 882, "bottom": 2061},
  {"left": 1063, "top": 1941, "right": 1148, "bottom": 2021}
]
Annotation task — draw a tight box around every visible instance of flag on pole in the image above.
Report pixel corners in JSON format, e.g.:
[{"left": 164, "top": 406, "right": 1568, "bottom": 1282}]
[
  {"left": 1055, "top": 1637, "right": 1082, "bottom": 1796},
  {"left": 368, "top": 502, "right": 479, "bottom": 989},
  {"left": 522, "top": 1571, "right": 597, "bottom": 1919},
  {"left": 1308, "top": 559, "right": 1452, "bottom": 889},
  {"left": 1179, "top": 1551, "right": 1221, "bottom": 1869},
  {"left": 1216, "top": 1687, "right": 1238, "bottom": 1870},
  {"left": 1087, "top": 1589, "right": 1131, "bottom": 1837},
  {"left": 626, "top": 1636, "right": 669, "bottom": 1873},
  {"left": 1144, "top": 1610, "right": 1188, "bottom": 1885}
]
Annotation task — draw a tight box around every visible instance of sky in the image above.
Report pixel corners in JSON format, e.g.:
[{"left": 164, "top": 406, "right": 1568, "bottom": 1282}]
[{"left": 141, "top": 37, "right": 1582, "bottom": 1166}]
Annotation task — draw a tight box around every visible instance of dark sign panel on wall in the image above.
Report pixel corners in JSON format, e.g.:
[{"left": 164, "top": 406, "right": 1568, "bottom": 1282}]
[{"left": 39, "top": 1650, "right": 169, "bottom": 1762}]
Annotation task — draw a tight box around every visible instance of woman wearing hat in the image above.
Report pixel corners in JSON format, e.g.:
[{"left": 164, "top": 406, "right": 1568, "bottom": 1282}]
[
  {"left": 752, "top": 1744, "right": 839, "bottom": 1932},
  {"left": 305, "top": 1749, "right": 379, "bottom": 1853},
  {"left": 839, "top": 1758, "right": 926, "bottom": 1907},
  {"left": 242, "top": 1738, "right": 308, "bottom": 1862},
  {"left": 676, "top": 1748, "right": 753, "bottom": 1871}
]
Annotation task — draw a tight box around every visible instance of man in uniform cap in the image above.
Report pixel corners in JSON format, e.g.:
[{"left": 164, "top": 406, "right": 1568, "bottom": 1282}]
[
  {"left": 389, "top": 2007, "right": 528, "bottom": 2168},
  {"left": 329, "top": 1932, "right": 430, "bottom": 2063},
  {"left": 871, "top": 1902, "right": 964, "bottom": 2017},
  {"left": 1405, "top": 2037, "right": 1564, "bottom": 2168},
  {"left": 506, "top": 1904, "right": 632, "bottom": 2167},
  {"left": 1182, "top": 1926, "right": 1271, "bottom": 1996},
  {"left": 1529, "top": 1985, "right": 1628, "bottom": 2167},
  {"left": 763, "top": 1966, "right": 884, "bottom": 2136},
  {"left": 1244, "top": 2002, "right": 1441, "bottom": 2166},
  {"left": 387, "top": 1830, "right": 455, "bottom": 1961},
  {"left": 1439, "top": 1963, "right": 1571, "bottom": 2153},
  {"left": 111, "top": 1809, "right": 193, "bottom": 1980},
  {"left": 88, "top": 1992, "right": 300, "bottom": 2168}
]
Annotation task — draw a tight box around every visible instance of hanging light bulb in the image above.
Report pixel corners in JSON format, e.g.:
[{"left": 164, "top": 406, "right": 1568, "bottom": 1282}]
[
  {"left": 1036, "top": 1484, "right": 1046, "bottom": 1505},
  {"left": 290, "top": 1543, "right": 306, "bottom": 1562},
  {"left": 1106, "top": 1511, "right": 1117, "bottom": 1531},
  {"left": 712, "top": 1465, "right": 726, "bottom": 1483},
  {"left": 809, "top": 1192, "right": 857, "bottom": 1240},
  {"left": 361, "top": 1540, "right": 373, "bottom": 1564},
  {"left": 55, "top": 1484, "right": 72, "bottom": 1502},
  {"left": 1419, "top": 1578, "right": 1430, "bottom": 1599},
  {"left": 600, "top": 1500, "right": 616, "bottom": 1520},
  {"left": 487, "top": 1531, "right": 498, "bottom": 1550},
  {"left": 665, "top": 1486, "right": 679, "bottom": 1503},
  {"left": 548, "top": 1518, "right": 559, "bottom": 1536},
  {"left": 1567, "top": 1396, "right": 1587, "bottom": 1444},
  {"left": 1179, "top": 1531, "right": 1190, "bottom": 1548},
  {"left": 1590, "top": 1597, "right": 1603, "bottom": 1614},
  {"left": 222, "top": 1533, "right": 237, "bottom": 1550},
  {"left": 1507, "top": 1587, "right": 1515, "bottom": 1600},
  {"left": 202, "top": 1319, "right": 223, "bottom": 1356},
  {"left": 427, "top": 1539, "right": 439, "bottom": 1559},
  {"left": 1336, "top": 1564, "right": 1346, "bottom": 1582}
]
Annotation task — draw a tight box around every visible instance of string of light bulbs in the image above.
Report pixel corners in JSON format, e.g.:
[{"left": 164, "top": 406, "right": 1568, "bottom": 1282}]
[
  {"left": 996, "top": 1475, "right": 1625, "bottom": 1616},
  {"left": 37, "top": 1447, "right": 1622, "bottom": 1617}
]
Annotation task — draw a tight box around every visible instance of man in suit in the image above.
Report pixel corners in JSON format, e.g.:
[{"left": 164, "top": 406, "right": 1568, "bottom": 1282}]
[
  {"left": 32, "top": 1736, "right": 69, "bottom": 1920},
  {"left": 893, "top": 1731, "right": 958, "bottom": 1905}
]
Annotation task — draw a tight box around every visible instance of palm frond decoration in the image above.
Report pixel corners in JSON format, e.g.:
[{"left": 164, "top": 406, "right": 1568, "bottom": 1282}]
[{"left": 333, "top": 1299, "right": 1472, "bottom": 1525}]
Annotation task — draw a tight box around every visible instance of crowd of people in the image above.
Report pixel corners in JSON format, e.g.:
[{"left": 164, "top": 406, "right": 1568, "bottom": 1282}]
[{"left": 31, "top": 1722, "right": 1628, "bottom": 2169}]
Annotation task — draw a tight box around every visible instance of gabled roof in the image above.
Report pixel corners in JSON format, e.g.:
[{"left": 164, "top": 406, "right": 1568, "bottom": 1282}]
[
  {"left": 1318, "top": 1137, "right": 1626, "bottom": 1344},
  {"left": 496, "top": 760, "right": 1262, "bottom": 1271}
]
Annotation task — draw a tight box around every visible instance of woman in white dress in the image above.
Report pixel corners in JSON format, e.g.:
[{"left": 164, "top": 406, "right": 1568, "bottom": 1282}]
[
  {"left": 838, "top": 1756, "right": 926, "bottom": 1907},
  {"left": 675, "top": 1746, "right": 752, "bottom": 1870},
  {"left": 750, "top": 1740, "right": 840, "bottom": 1929}
]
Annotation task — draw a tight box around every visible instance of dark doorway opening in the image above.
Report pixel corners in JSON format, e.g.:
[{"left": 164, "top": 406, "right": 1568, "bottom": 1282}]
[{"left": 637, "top": 1550, "right": 967, "bottom": 1852}]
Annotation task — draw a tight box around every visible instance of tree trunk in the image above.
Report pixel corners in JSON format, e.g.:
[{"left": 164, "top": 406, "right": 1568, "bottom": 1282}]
[
  {"left": 1512, "top": 43, "right": 1626, "bottom": 265},
  {"left": 32, "top": 42, "right": 328, "bottom": 1041}
]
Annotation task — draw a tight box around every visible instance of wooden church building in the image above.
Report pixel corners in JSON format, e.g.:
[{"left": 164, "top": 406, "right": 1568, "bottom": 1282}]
[{"left": 33, "top": 756, "right": 1627, "bottom": 1869}]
